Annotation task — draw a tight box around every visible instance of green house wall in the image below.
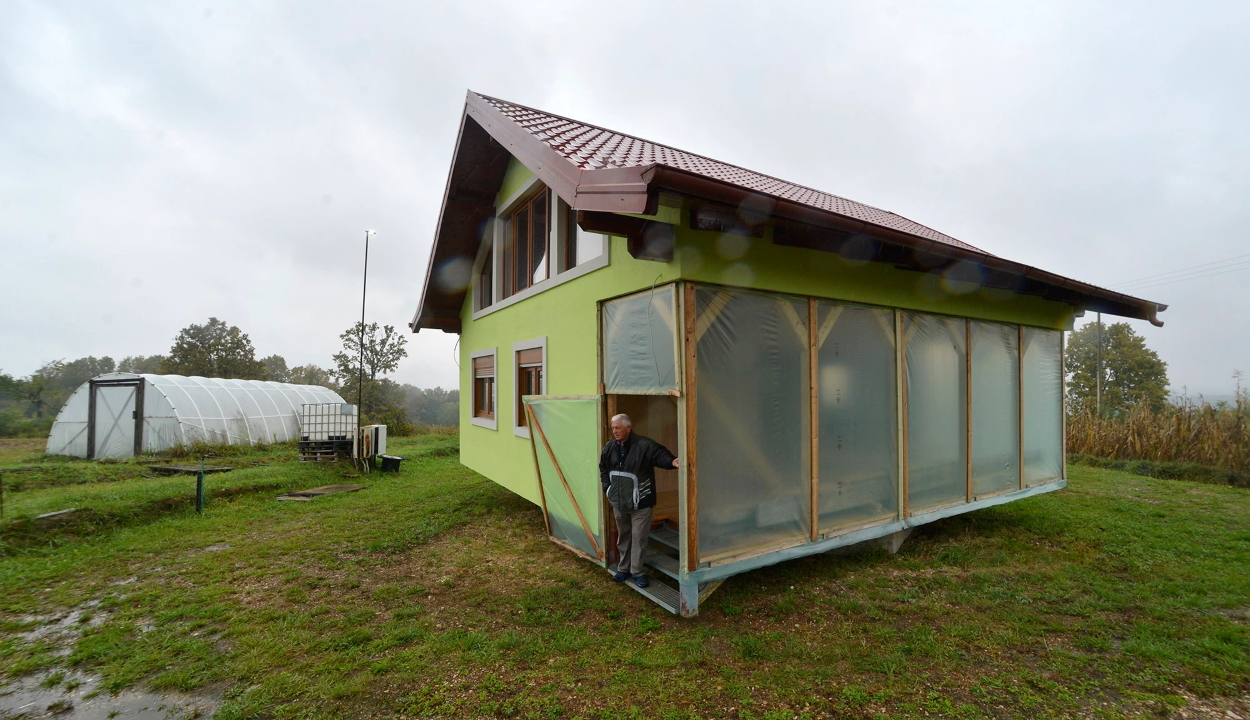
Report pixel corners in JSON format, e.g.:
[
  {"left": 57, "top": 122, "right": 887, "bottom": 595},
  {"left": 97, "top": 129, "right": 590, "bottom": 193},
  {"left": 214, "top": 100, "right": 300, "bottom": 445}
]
[{"left": 457, "top": 155, "right": 1075, "bottom": 506}]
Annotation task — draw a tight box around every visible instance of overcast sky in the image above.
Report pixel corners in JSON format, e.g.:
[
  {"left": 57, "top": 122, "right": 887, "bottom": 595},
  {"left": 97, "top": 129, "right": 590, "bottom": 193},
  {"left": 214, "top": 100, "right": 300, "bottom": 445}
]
[{"left": 3, "top": 1, "right": 1248, "bottom": 396}]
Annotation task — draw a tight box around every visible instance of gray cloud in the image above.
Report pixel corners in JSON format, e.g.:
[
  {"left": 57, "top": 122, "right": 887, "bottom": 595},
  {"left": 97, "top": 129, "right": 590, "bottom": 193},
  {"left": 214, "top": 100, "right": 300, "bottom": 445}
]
[{"left": 2, "top": 1, "right": 1248, "bottom": 395}]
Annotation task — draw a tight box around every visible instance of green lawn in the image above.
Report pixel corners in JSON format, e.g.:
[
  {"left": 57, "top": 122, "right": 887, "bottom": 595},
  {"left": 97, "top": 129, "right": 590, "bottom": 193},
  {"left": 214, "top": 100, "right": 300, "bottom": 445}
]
[{"left": 1, "top": 437, "right": 1247, "bottom": 719}]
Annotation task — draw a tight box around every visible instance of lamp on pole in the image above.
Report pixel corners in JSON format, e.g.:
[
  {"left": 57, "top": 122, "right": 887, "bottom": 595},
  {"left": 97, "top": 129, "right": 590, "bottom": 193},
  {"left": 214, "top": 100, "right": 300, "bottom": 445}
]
[{"left": 358, "top": 230, "right": 376, "bottom": 417}]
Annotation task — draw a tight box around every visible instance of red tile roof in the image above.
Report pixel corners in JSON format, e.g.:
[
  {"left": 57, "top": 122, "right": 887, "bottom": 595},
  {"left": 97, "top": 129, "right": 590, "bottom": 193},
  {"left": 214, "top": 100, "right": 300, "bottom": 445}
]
[{"left": 478, "top": 93, "right": 988, "bottom": 254}]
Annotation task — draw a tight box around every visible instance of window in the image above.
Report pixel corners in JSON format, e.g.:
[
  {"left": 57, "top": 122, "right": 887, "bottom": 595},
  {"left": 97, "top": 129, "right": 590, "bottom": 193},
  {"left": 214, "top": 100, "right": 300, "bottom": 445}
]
[
  {"left": 502, "top": 188, "right": 550, "bottom": 298},
  {"left": 559, "top": 201, "right": 606, "bottom": 274},
  {"left": 477, "top": 247, "right": 493, "bottom": 310},
  {"left": 470, "top": 350, "right": 496, "bottom": 429},
  {"left": 512, "top": 338, "right": 547, "bottom": 437}
]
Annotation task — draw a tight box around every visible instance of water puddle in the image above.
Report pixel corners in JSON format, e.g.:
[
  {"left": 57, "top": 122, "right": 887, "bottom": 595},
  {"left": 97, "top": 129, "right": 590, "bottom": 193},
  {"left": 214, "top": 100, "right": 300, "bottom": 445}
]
[{"left": 0, "top": 669, "right": 218, "bottom": 719}]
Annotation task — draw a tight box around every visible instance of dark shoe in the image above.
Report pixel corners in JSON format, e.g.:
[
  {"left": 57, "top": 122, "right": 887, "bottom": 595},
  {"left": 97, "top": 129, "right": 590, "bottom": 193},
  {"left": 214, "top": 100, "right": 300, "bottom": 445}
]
[
  {"left": 635, "top": 574, "right": 650, "bottom": 588},
  {"left": 612, "top": 571, "right": 631, "bottom": 582}
]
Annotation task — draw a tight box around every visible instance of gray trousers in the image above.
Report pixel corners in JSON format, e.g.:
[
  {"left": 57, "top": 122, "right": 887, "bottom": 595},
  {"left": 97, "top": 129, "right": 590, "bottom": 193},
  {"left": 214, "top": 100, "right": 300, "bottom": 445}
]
[{"left": 612, "top": 505, "right": 654, "bottom": 576}]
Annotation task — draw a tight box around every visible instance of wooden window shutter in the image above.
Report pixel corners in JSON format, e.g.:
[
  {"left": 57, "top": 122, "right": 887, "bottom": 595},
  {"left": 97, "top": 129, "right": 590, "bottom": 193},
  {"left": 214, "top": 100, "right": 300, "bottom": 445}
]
[
  {"left": 473, "top": 355, "right": 495, "bottom": 377},
  {"left": 517, "top": 348, "right": 543, "bottom": 366}
]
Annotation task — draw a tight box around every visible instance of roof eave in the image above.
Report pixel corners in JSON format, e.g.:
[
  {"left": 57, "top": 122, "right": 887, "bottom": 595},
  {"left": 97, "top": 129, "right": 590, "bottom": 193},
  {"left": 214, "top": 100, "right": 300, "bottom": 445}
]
[{"left": 646, "top": 166, "right": 1166, "bottom": 327}]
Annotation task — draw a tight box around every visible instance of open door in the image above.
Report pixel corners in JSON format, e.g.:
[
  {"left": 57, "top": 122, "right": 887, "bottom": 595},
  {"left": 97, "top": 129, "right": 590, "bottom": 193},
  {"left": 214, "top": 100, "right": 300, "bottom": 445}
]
[{"left": 523, "top": 396, "right": 604, "bottom": 563}]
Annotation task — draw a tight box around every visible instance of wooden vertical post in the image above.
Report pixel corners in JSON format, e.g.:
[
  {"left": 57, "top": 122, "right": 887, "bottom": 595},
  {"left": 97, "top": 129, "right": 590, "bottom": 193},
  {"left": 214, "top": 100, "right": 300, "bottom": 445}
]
[
  {"left": 86, "top": 381, "right": 97, "bottom": 461},
  {"left": 808, "top": 297, "right": 819, "bottom": 542},
  {"left": 966, "top": 320, "right": 973, "bottom": 503},
  {"left": 1018, "top": 325, "right": 1025, "bottom": 489},
  {"left": 683, "top": 284, "right": 700, "bottom": 572},
  {"left": 899, "top": 312, "right": 909, "bottom": 518},
  {"left": 1061, "top": 330, "right": 1068, "bottom": 481}
]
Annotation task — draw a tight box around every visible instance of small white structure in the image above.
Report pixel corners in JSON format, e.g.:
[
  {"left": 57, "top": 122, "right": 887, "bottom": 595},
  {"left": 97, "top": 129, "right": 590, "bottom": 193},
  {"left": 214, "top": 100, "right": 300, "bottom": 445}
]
[{"left": 46, "top": 373, "right": 346, "bottom": 459}]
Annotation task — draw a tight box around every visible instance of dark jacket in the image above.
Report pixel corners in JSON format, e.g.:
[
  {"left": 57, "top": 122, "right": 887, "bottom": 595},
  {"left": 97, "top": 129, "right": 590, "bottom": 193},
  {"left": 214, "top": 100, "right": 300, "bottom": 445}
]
[{"left": 599, "top": 433, "right": 676, "bottom": 511}]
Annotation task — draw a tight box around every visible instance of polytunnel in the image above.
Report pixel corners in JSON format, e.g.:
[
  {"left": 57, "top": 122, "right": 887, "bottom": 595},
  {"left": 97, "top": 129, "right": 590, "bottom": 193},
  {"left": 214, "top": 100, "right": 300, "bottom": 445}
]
[{"left": 45, "top": 372, "right": 346, "bottom": 459}]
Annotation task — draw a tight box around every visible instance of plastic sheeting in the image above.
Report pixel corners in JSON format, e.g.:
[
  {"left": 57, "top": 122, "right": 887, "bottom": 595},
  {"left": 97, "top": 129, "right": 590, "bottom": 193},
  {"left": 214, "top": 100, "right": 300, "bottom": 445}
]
[
  {"left": 523, "top": 396, "right": 604, "bottom": 559},
  {"left": 1022, "top": 328, "right": 1064, "bottom": 483},
  {"left": 46, "top": 373, "right": 345, "bottom": 458},
  {"left": 696, "top": 288, "right": 810, "bottom": 560},
  {"left": 970, "top": 321, "right": 1020, "bottom": 497},
  {"left": 817, "top": 303, "right": 898, "bottom": 532},
  {"left": 603, "top": 285, "right": 678, "bottom": 394},
  {"left": 905, "top": 313, "right": 968, "bottom": 512}
]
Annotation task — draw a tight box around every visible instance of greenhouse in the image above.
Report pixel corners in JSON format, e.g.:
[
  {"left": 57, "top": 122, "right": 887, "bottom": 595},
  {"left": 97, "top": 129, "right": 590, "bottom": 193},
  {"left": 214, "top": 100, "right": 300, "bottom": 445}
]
[{"left": 46, "top": 372, "right": 345, "bottom": 459}]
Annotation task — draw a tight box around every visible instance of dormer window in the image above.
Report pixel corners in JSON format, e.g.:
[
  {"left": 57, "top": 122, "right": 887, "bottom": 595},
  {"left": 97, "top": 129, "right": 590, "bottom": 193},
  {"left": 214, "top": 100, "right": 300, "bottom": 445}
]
[{"left": 502, "top": 187, "right": 551, "bottom": 298}]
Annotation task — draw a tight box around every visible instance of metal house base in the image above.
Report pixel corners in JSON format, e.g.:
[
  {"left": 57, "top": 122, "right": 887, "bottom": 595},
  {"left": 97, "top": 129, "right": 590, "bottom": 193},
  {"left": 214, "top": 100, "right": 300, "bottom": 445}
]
[{"left": 599, "top": 479, "right": 1065, "bottom": 617}]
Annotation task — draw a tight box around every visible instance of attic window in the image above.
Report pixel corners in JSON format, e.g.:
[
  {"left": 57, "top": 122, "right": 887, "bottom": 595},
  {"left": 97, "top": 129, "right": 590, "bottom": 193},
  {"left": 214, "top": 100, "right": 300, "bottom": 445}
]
[{"left": 503, "top": 188, "right": 550, "bottom": 298}]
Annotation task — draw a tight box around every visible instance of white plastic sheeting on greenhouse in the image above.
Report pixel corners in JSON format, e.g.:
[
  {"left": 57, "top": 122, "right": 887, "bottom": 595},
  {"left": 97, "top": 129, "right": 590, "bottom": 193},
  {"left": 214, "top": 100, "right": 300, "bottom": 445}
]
[
  {"left": 817, "top": 302, "right": 898, "bottom": 533},
  {"left": 1022, "top": 328, "right": 1064, "bottom": 484},
  {"left": 602, "top": 285, "right": 679, "bottom": 395},
  {"left": 696, "top": 288, "right": 811, "bottom": 562},
  {"left": 970, "top": 321, "right": 1020, "bottom": 498},
  {"left": 905, "top": 313, "right": 968, "bottom": 513},
  {"left": 46, "top": 373, "right": 345, "bottom": 458}
]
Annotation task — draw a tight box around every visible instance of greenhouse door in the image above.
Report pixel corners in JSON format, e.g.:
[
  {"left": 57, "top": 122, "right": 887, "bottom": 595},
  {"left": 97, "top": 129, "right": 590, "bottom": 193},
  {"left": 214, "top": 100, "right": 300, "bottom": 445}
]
[
  {"left": 88, "top": 378, "right": 144, "bottom": 459},
  {"left": 522, "top": 396, "right": 605, "bottom": 564}
]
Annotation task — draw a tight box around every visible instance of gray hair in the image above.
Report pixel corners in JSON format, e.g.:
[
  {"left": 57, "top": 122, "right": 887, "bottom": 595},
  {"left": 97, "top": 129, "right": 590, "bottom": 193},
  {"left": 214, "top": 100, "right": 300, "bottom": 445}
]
[{"left": 610, "top": 413, "right": 632, "bottom": 427}]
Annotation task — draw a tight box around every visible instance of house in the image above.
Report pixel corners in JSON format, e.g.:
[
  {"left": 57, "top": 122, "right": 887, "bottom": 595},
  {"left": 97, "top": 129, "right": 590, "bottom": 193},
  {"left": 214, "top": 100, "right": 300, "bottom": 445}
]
[{"left": 410, "top": 91, "right": 1166, "bottom": 616}]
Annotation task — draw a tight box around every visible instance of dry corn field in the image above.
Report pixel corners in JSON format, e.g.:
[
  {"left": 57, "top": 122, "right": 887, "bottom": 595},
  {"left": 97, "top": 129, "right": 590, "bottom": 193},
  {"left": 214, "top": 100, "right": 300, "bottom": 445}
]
[{"left": 1067, "top": 402, "right": 1250, "bottom": 471}]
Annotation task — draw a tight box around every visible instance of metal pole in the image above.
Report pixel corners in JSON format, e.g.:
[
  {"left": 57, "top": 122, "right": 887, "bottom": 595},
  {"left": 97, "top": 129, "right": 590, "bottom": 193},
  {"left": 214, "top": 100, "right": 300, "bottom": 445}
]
[
  {"left": 1096, "top": 312, "right": 1102, "bottom": 416},
  {"left": 358, "top": 230, "right": 373, "bottom": 417},
  {"left": 196, "top": 455, "right": 205, "bottom": 514}
]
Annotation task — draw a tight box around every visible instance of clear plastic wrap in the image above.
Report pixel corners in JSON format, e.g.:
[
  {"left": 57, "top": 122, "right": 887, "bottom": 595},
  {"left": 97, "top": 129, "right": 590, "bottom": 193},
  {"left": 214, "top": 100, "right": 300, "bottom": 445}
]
[
  {"left": 817, "top": 303, "right": 898, "bottom": 531},
  {"left": 970, "top": 321, "right": 1020, "bottom": 496},
  {"left": 1022, "top": 328, "right": 1064, "bottom": 483},
  {"left": 524, "top": 396, "right": 604, "bottom": 559},
  {"left": 696, "top": 288, "right": 810, "bottom": 561},
  {"left": 905, "top": 313, "right": 968, "bottom": 512},
  {"left": 603, "top": 285, "right": 679, "bottom": 394}
]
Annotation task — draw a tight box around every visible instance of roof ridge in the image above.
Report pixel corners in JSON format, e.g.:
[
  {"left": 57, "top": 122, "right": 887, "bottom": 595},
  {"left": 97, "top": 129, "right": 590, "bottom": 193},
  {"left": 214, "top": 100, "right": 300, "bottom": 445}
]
[
  {"left": 472, "top": 91, "right": 987, "bottom": 254},
  {"left": 475, "top": 91, "right": 897, "bottom": 214}
]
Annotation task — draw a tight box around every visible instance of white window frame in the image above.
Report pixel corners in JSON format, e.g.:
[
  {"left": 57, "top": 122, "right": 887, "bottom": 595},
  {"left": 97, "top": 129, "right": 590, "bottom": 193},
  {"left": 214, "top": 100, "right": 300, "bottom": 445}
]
[
  {"left": 469, "top": 347, "right": 497, "bottom": 430},
  {"left": 470, "top": 177, "right": 610, "bottom": 322},
  {"left": 512, "top": 336, "right": 548, "bottom": 439}
]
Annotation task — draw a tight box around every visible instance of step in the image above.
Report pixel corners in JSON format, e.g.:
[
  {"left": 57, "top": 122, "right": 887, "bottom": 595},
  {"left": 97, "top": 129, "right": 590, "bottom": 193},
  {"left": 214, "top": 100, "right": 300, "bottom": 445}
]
[
  {"left": 650, "top": 526, "right": 679, "bottom": 551},
  {"left": 610, "top": 568, "right": 679, "bottom": 614},
  {"left": 643, "top": 548, "right": 680, "bottom": 581}
]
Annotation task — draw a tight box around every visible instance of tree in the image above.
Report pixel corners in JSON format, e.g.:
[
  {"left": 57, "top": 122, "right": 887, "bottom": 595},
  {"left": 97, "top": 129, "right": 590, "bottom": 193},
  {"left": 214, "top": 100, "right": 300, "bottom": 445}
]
[
  {"left": 287, "top": 364, "right": 335, "bottom": 387},
  {"left": 261, "top": 354, "right": 290, "bottom": 383},
  {"left": 161, "top": 318, "right": 267, "bottom": 380},
  {"left": 332, "top": 322, "right": 408, "bottom": 419},
  {"left": 404, "top": 385, "right": 459, "bottom": 426},
  {"left": 1066, "top": 321, "right": 1169, "bottom": 414},
  {"left": 332, "top": 323, "right": 408, "bottom": 386},
  {"left": 118, "top": 355, "right": 165, "bottom": 374},
  {"left": 55, "top": 356, "right": 116, "bottom": 392},
  {"left": 9, "top": 360, "right": 66, "bottom": 418}
]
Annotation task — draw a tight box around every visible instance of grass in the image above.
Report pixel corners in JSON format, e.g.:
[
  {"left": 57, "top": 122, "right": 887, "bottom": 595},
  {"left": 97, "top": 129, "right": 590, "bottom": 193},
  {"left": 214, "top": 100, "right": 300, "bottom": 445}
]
[{"left": 0, "top": 436, "right": 1247, "bottom": 718}]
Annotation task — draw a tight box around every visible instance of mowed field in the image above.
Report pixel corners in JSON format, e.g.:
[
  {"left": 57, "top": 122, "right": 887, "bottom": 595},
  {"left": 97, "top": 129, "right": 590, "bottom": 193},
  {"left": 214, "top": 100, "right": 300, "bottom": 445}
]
[{"left": 0, "top": 436, "right": 1247, "bottom": 719}]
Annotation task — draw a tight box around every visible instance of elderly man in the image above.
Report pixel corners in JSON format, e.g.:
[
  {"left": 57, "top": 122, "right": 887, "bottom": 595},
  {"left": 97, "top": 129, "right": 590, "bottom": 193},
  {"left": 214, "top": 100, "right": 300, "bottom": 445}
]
[{"left": 599, "top": 413, "right": 680, "bottom": 588}]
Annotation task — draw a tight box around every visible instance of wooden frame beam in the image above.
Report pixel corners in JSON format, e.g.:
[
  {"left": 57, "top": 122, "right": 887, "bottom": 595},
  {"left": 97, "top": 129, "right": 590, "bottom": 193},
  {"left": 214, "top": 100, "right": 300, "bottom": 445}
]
[
  {"left": 683, "top": 283, "right": 700, "bottom": 572},
  {"left": 899, "top": 312, "right": 910, "bottom": 518}
]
